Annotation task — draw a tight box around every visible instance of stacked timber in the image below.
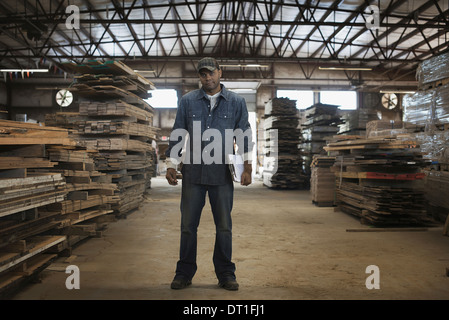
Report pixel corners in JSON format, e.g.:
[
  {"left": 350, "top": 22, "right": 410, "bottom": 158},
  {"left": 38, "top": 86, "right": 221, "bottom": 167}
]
[
  {"left": 310, "top": 156, "right": 336, "bottom": 206},
  {"left": 324, "top": 135, "right": 432, "bottom": 226},
  {"left": 300, "top": 103, "right": 341, "bottom": 182},
  {"left": 0, "top": 120, "right": 70, "bottom": 297},
  {"left": 54, "top": 60, "right": 158, "bottom": 217},
  {"left": 34, "top": 145, "right": 118, "bottom": 236},
  {"left": 338, "top": 108, "right": 379, "bottom": 136},
  {"left": 263, "top": 98, "right": 305, "bottom": 189},
  {"left": 366, "top": 120, "right": 407, "bottom": 138}
]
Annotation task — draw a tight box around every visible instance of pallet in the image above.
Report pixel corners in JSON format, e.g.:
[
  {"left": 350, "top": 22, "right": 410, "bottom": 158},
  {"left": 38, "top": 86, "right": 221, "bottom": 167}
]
[
  {"left": 336, "top": 171, "right": 426, "bottom": 181},
  {"left": 0, "top": 235, "right": 66, "bottom": 298},
  {"left": 0, "top": 253, "right": 57, "bottom": 299},
  {"left": 312, "top": 201, "right": 335, "bottom": 207},
  {"left": 420, "top": 77, "right": 449, "bottom": 91},
  {"left": 0, "top": 235, "right": 66, "bottom": 274}
]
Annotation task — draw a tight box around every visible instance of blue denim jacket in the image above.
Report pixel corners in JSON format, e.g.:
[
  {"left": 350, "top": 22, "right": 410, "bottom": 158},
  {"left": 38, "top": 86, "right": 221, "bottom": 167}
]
[{"left": 166, "top": 84, "right": 253, "bottom": 185}]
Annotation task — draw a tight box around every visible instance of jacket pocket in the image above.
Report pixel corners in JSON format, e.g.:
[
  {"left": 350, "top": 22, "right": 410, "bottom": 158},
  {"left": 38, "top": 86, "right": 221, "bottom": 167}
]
[{"left": 187, "top": 110, "right": 202, "bottom": 131}]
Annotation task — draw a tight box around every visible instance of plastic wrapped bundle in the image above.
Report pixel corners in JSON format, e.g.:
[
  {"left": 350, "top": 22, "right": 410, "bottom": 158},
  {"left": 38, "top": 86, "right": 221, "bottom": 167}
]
[
  {"left": 417, "top": 51, "right": 449, "bottom": 88},
  {"left": 413, "top": 131, "right": 449, "bottom": 166},
  {"left": 403, "top": 83, "right": 449, "bottom": 127}
]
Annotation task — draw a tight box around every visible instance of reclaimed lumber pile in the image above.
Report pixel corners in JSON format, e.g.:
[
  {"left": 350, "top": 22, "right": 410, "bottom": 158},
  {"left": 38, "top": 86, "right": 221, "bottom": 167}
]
[
  {"left": 338, "top": 108, "right": 379, "bottom": 136},
  {"left": 0, "top": 119, "right": 75, "bottom": 147},
  {"left": 52, "top": 60, "right": 159, "bottom": 217},
  {"left": 0, "top": 121, "right": 72, "bottom": 297},
  {"left": 36, "top": 145, "right": 118, "bottom": 230},
  {"left": 0, "top": 120, "right": 122, "bottom": 297},
  {"left": 324, "top": 135, "right": 432, "bottom": 226},
  {"left": 0, "top": 235, "right": 65, "bottom": 298},
  {"left": 263, "top": 98, "right": 306, "bottom": 189},
  {"left": 310, "top": 156, "right": 336, "bottom": 207},
  {"left": 300, "top": 103, "right": 341, "bottom": 183},
  {"left": 0, "top": 121, "right": 70, "bottom": 221},
  {"left": 61, "top": 60, "right": 155, "bottom": 98}
]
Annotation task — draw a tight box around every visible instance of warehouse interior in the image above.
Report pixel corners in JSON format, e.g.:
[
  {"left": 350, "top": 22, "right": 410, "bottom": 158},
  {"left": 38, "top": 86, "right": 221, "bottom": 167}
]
[{"left": 0, "top": 0, "right": 449, "bottom": 302}]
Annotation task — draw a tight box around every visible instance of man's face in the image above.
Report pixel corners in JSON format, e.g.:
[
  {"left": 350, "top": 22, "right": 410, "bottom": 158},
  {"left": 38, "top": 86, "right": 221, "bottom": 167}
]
[{"left": 198, "top": 68, "right": 222, "bottom": 94}]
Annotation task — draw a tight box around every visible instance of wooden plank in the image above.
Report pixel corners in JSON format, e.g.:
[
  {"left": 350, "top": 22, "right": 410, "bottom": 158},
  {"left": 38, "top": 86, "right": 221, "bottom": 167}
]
[
  {"left": 0, "top": 236, "right": 65, "bottom": 273},
  {"left": 0, "top": 157, "right": 56, "bottom": 170},
  {"left": 346, "top": 227, "right": 428, "bottom": 232},
  {"left": 0, "top": 253, "right": 56, "bottom": 298}
]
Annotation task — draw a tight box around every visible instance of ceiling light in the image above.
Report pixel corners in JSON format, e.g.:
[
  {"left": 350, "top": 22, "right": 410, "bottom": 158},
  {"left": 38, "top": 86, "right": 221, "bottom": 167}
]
[
  {"left": 220, "top": 64, "right": 269, "bottom": 68},
  {"left": 380, "top": 90, "right": 416, "bottom": 94},
  {"left": 319, "top": 66, "right": 372, "bottom": 71},
  {"left": 1, "top": 69, "right": 49, "bottom": 73},
  {"left": 133, "top": 69, "right": 156, "bottom": 73}
]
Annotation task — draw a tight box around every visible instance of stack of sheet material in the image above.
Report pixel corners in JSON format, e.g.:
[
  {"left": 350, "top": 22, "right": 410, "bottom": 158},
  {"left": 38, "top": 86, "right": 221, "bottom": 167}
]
[
  {"left": 324, "top": 135, "right": 432, "bottom": 226},
  {"left": 263, "top": 98, "right": 306, "bottom": 189}
]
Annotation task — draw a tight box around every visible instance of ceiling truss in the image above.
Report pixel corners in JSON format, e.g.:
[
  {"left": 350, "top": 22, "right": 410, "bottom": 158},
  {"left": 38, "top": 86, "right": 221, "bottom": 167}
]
[{"left": 0, "top": 0, "right": 448, "bottom": 89}]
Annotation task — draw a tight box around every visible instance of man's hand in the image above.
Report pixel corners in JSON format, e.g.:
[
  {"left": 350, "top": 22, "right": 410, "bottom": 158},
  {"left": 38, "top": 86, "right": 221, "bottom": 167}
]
[
  {"left": 166, "top": 168, "right": 178, "bottom": 186},
  {"left": 240, "top": 162, "right": 252, "bottom": 186}
]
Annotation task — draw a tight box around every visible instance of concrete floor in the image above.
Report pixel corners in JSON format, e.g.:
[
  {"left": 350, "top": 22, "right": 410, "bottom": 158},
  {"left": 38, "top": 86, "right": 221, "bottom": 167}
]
[{"left": 11, "top": 176, "right": 449, "bottom": 300}]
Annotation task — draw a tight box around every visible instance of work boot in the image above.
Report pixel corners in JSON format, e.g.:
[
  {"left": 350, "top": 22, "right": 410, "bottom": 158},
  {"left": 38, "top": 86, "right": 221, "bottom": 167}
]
[
  {"left": 170, "top": 278, "right": 192, "bottom": 290},
  {"left": 218, "top": 279, "right": 239, "bottom": 291}
]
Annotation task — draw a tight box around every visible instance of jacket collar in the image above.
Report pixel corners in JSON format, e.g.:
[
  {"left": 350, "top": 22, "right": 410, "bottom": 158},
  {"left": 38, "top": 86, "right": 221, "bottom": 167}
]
[{"left": 196, "top": 84, "right": 229, "bottom": 101}]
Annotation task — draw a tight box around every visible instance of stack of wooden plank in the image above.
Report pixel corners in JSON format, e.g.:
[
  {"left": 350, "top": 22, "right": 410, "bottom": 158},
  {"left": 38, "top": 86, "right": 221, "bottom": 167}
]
[
  {"left": 0, "top": 235, "right": 66, "bottom": 298},
  {"left": 35, "top": 146, "right": 118, "bottom": 231},
  {"left": 324, "top": 135, "right": 432, "bottom": 226},
  {"left": 61, "top": 60, "right": 155, "bottom": 98},
  {"left": 0, "top": 120, "right": 71, "bottom": 219},
  {"left": 338, "top": 108, "right": 379, "bottom": 136},
  {"left": 263, "top": 98, "right": 306, "bottom": 189},
  {"left": 300, "top": 103, "right": 341, "bottom": 182},
  {"left": 310, "top": 156, "right": 336, "bottom": 206},
  {"left": 52, "top": 60, "right": 158, "bottom": 217},
  {"left": 0, "top": 120, "right": 73, "bottom": 297},
  {"left": 0, "top": 119, "right": 75, "bottom": 147}
]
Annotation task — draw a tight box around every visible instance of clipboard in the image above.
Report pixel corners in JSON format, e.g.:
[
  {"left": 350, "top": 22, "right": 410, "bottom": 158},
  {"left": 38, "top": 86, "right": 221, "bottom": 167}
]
[{"left": 227, "top": 154, "right": 244, "bottom": 182}]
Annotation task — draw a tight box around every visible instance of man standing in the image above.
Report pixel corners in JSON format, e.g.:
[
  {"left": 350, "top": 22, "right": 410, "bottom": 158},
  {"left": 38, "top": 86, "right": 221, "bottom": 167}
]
[{"left": 165, "top": 57, "right": 253, "bottom": 291}]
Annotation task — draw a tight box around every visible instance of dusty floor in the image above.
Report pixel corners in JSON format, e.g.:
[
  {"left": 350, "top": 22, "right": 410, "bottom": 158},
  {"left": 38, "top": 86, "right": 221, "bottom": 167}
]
[{"left": 10, "top": 176, "right": 449, "bottom": 300}]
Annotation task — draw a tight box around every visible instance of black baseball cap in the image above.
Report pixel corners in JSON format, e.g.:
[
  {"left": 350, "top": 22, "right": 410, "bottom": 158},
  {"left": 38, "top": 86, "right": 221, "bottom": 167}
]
[{"left": 197, "top": 57, "right": 220, "bottom": 72}]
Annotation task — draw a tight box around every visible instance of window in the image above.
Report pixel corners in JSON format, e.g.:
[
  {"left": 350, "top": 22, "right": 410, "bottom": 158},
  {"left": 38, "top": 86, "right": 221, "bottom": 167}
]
[
  {"left": 146, "top": 89, "right": 178, "bottom": 108},
  {"left": 277, "top": 90, "right": 314, "bottom": 110},
  {"left": 320, "top": 91, "right": 357, "bottom": 110}
]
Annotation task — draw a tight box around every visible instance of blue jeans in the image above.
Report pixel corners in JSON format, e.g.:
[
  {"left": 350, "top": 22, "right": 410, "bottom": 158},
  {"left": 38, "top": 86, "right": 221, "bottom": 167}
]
[{"left": 175, "top": 180, "right": 235, "bottom": 283}]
